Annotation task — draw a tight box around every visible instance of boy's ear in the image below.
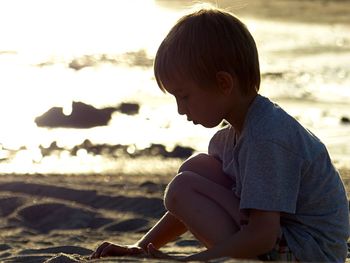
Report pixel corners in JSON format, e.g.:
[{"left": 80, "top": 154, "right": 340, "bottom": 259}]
[{"left": 215, "top": 71, "right": 234, "bottom": 95}]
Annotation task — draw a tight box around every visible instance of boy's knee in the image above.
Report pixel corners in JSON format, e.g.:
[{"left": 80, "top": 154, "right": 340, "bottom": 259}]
[
  {"left": 164, "top": 172, "right": 192, "bottom": 212},
  {"left": 178, "top": 153, "right": 231, "bottom": 188},
  {"left": 178, "top": 153, "right": 216, "bottom": 173}
]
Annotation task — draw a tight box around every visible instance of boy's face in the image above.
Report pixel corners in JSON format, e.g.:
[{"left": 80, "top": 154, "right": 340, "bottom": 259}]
[{"left": 164, "top": 80, "right": 228, "bottom": 128}]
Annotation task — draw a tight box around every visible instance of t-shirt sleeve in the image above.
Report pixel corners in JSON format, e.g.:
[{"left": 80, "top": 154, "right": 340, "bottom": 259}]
[
  {"left": 239, "top": 140, "right": 304, "bottom": 213},
  {"left": 208, "top": 126, "right": 230, "bottom": 160}
]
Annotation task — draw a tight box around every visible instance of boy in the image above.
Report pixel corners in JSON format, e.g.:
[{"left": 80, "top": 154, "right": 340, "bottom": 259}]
[{"left": 91, "top": 8, "right": 349, "bottom": 261}]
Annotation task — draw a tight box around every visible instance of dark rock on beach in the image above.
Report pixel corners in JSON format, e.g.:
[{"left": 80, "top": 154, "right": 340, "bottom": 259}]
[
  {"left": 341, "top": 116, "right": 350, "bottom": 124},
  {"left": 117, "top": 102, "right": 140, "bottom": 115},
  {"left": 35, "top": 101, "right": 139, "bottom": 128},
  {"left": 35, "top": 101, "right": 115, "bottom": 128},
  {"left": 69, "top": 140, "right": 194, "bottom": 159},
  {"left": 39, "top": 141, "right": 64, "bottom": 157},
  {"left": 169, "top": 145, "right": 194, "bottom": 158},
  {"left": 135, "top": 144, "right": 194, "bottom": 159}
]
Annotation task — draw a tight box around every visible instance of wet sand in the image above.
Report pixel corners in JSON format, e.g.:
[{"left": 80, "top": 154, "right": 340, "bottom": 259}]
[{"left": 0, "top": 167, "right": 349, "bottom": 262}]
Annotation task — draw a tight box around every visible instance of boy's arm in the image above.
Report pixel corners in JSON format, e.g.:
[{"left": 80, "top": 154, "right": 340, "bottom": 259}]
[
  {"left": 185, "top": 210, "right": 280, "bottom": 261},
  {"left": 136, "top": 211, "right": 187, "bottom": 249},
  {"left": 91, "top": 211, "right": 187, "bottom": 258}
]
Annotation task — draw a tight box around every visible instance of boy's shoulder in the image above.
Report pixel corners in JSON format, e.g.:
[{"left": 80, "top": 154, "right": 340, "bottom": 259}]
[
  {"left": 247, "top": 96, "right": 310, "bottom": 139},
  {"left": 245, "top": 95, "right": 325, "bottom": 157},
  {"left": 247, "top": 95, "right": 298, "bottom": 135}
]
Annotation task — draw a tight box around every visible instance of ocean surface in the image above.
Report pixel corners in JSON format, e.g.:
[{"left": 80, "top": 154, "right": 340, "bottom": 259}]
[{"left": 0, "top": 0, "right": 349, "bottom": 174}]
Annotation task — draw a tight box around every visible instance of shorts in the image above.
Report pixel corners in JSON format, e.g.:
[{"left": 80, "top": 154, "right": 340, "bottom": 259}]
[{"left": 257, "top": 233, "right": 298, "bottom": 262}]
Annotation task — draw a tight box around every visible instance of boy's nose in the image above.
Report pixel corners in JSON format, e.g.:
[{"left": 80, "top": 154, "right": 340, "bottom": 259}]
[
  {"left": 177, "top": 106, "right": 186, "bottom": 116},
  {"left": 176, "top": 99, "right": 186, "bottom": 116}
]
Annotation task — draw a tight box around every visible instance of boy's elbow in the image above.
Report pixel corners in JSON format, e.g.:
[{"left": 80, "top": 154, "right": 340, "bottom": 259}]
[
  {"left": 246, "top": 210, "right": 280, "bottom": 255},
  {"left": 255, "top": 226, "right": 280, "bottom": 254},
  {"left": 262, "top": 233, "right": 278, "bottom": 252},
  {"left": 246, "top": 228, "right": 278, "bottom": 256}
]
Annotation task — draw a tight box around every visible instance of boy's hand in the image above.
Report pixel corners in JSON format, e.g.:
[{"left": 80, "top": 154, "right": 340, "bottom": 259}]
[{"left": 90, "top": 241, "right": 145, "bottom": 259}]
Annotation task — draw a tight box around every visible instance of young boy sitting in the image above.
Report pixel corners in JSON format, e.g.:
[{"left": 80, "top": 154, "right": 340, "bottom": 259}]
[{"left": 91, "top": 8, "right": 349, "bottom": 262}]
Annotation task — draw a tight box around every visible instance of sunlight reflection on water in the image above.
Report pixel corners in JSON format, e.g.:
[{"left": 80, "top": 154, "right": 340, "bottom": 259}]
[{"left": 0, "top": 0, "right": 349, "bottom": 173}]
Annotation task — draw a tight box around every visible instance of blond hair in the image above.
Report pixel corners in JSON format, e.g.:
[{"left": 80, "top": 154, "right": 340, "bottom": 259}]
[{"left": 154, "top": 8, "right": 260, "bottom": 94}]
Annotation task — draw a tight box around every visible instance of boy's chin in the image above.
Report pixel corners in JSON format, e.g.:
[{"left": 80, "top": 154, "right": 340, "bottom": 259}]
[
  {"left": 191, "top": 118, "right": 222, "bottom": 128},
  {"left": 199, "top": 122, "right": 221, "bottom": 128}
]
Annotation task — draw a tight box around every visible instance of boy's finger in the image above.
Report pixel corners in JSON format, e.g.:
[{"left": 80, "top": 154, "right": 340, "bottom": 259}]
[
  {"left": 100, "top": 244, "right": 127, "bottom": 257},
  {"left": 100, "top": 245, "right": 111, "bottom": 257},
  {"left": 91, "top": 242, "right": 110, "bottom": 259}
]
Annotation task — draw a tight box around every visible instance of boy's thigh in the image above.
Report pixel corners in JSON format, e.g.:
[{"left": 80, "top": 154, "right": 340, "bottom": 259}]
[
  {"left": 178, "top": 153, "right": 233, "bottom": 189},
  {"left": 166, "top": 171, "right": 241, "bottom": 224}
]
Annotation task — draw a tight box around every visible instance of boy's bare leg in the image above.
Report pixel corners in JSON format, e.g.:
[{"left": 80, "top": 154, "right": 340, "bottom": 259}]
[
  {"left": 138, "top": 153, "right": 234, "bottom": 249},
  {"left": 164, "top": 155, "right": 242, "bottom": 248},
  {"left": 178, "top": 153, "right": 234, "bottom": 188},
  {"left": 138, "top": 153, "right": 235, "bottom": 248}
]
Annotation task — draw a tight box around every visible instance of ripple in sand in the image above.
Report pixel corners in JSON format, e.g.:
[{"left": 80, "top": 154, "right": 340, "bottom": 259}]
[
  {"left": 44, "top": 253, "right": 83, "bottom": 263},
  {"left": 16, "top": 203, "right": 113, "bottom": 233},
  {"left": 19, "top": 245, "right": 93, "bottom": 256},
  {"left": 0, "top": 196, "right": 27, "bottom": 217},
  {"left": 0, "top": 182, "right": 165, "bottom": 218},
  {"left": 0, "top": 244, "right": 11, "bottom": 252},
  {"left": 175, "top": 240, "right": 201, "bottom": 247},
  {"left": 103, "top": 218, "right": 150, "bottom": 232}
]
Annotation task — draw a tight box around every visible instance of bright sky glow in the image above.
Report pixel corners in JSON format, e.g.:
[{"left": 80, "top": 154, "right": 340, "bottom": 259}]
[
  {"left": 0, "top": 0, "right": 183, "bottom": 149},
  {"left": 0, "top": 0, "right": 179, "bottom": 56}
]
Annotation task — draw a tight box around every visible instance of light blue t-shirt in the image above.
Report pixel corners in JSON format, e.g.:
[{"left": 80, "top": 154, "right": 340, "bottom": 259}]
[{"left": 208, "top": 95, "right": 349, "bottom": 262}]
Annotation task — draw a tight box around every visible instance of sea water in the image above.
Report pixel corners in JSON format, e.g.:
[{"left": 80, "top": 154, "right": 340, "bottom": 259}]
[{"left": 0, "top": 0, "right": 349, "bottom": 174}]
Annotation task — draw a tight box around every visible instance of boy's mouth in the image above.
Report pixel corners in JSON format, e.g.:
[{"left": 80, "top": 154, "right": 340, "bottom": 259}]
[
  {"left": 186, "top": 116, "right": 198, "bottom": 124},
  {"left": 188, "top": 118, "right": 198, "bottom": 125}
]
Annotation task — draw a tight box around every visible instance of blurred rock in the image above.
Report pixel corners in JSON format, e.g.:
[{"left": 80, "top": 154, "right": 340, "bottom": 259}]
[
  {"left": 68, "top": 56, "right": 97, "bottom": 70},
  {"left": 35, "top": 101, "right": 139, "bottom": 128},
  {"left": 168, "top": 145, "right": 194, "bottom": 158},
  {"left": 136, "top": 144, "right": 194, "bottom": 159},
  {"left": 117, "top": 102, "right": 140, "bottom": 115},
  {"left": 39, "top": 141, "right": 63, "bottom": 157},
  {"left": 122, "top": 49, "right": 153, "bottom": 68},
  {"left": 67, "top": 50, "right": 153, "bottom": 71},
  {"left": 262, "top": 72, "right": 284, "bottom": 79},
  {"left": 35, "top": 102, "right": 115, "bottom": 128},
  {"left": 341, "top": 116, "right": 350, "bottom": 124},
  {"left": 38, "top": 138, "right": 195, "bottom": 160}
]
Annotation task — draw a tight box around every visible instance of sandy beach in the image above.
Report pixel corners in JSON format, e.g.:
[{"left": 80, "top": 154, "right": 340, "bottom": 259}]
[
  {"left": 0, "top": 0, "right": 349, "bottom": 261},
  {"left": 0, "top": 168, "right": 196, "bottom": 263},
  {"left": 0, "top": 166, "right": 349, "bottom": 262}
]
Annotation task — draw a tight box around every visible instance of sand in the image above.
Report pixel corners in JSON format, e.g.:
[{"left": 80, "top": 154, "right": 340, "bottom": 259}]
[
  {"left": 0, "top": 168, "right": 349, "bottom": 263},
  {"left": 0, "top": 170, "right": 228, "bottom": 263}
]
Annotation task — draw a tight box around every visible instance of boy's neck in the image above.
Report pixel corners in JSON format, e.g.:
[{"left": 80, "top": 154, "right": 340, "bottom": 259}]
[{"left": 225, "top": 92, "right": 257, "bottom": 137}]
